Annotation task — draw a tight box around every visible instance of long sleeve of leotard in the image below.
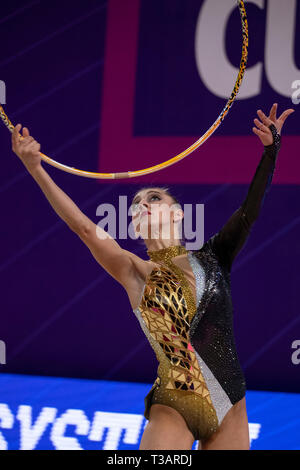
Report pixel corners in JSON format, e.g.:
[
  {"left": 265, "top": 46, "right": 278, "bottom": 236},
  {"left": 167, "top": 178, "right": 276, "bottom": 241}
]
[{"left": 207, "top": 124, "right": 282, "bottom": 271}]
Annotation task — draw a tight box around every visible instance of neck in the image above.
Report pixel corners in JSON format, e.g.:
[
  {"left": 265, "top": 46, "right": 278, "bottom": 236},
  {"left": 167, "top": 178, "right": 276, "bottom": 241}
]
[
  {"left": 147, "top": 243, "right": 187, "bottom": 263},
  {"left": 145, "top": 239, "right": 182, "bottom": 251}
]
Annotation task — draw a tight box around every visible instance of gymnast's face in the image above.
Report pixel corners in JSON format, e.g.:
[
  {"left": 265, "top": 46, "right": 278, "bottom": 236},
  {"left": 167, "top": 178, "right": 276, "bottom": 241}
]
[{"left": 130, "top": 188, "right": 183, "bottom": 240}]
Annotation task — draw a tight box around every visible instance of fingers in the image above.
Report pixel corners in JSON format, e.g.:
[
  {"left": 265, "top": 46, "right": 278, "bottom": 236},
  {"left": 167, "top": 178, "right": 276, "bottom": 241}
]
[
  {"left": 12, "top": 124, "right": 30, "bottom": 149},
  {"left": 22, "top": 127, "right": 30, "bottom": 137},
  {"left": 252, "top": 126, "right": 265, "bottom": 137},
  {"left": 22, "top": 136, "right": 34, "bottom": 146},
  {"left": 24, "top": 139, "right": 39, "bottom": 150},
  {"left": 22, "top": 140, "right": 41, "bottom": 156},
  {"left": 14, "top": 123, "right": 22, "bottom": 134},
  {"left": 31, "top": 142, "right": 41, "bottom": 154},
  {"left": 269, "top": 103, "right": 277, "bottom": 122},
  {"left": 11, "top": 123, "right": 41, "bottom": 156},
  {"left": 257, "top": 109, "right": 273, "bottom": 127},
  {"left": 253, "top": 118, "right": 269, "bottom": 133},
  {"left": 278, "top": 108, "right": 295, "bottom": 123},
  {"left": 252, "top": 125, "right": 273, "bottom": 146}
]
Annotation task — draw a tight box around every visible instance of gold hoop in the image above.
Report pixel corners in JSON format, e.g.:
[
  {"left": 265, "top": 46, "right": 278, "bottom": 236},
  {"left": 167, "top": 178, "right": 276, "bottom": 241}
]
[{"left": 0, "top": 1, "right": 248, "bottom": 179}]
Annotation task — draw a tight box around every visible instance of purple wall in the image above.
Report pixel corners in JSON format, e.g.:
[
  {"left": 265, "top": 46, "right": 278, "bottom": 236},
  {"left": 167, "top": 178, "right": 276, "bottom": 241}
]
[{"left": 0, "top": 0, "right": 299, "bottom": 393}]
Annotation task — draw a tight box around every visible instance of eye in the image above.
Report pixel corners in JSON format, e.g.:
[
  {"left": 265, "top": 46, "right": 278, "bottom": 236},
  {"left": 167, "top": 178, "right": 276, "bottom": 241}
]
[{"left": 149, "top": 194, "right": 161, "bottom": 201}]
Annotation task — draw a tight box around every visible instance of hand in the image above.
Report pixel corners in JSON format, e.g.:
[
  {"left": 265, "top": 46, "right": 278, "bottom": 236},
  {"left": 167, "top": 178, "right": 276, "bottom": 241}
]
[
  {"left": 12, "top": 124, "right": 42, "bottom": 172},
  {"left": 252, "top": 103, "right": 295, "bottom": 146}
]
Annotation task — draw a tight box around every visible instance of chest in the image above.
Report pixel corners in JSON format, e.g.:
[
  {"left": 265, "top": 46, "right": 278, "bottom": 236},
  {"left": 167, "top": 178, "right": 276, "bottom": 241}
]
[{"left": 138, "top": 254, "right": 207, "bottom": 326}]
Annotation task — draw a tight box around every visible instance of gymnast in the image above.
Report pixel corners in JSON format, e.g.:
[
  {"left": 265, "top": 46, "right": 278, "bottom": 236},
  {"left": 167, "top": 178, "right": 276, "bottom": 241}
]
[{"left": 11, "top": 103, "right": 294, "bottom": 449}]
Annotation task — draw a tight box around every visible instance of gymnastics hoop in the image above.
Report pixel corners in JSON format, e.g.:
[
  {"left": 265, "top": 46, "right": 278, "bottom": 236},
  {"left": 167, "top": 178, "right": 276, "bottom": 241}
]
[{"left": 0, "top": 0, "right": 248, "bottom": 180}]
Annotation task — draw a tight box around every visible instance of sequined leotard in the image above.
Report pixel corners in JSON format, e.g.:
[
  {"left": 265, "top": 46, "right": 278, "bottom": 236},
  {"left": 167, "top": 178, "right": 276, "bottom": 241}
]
[{"left": 133, "top": 125, "right": 281, "bottom": 442}]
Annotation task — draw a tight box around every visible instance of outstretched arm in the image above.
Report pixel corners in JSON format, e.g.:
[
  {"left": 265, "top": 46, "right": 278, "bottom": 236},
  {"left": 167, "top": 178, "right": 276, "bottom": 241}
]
[
  {"left": 11, "top": 124, "right": 135, "bottom": 286},
  {"left": 207, "top": 104, "right": 294, "bottom": 270}
]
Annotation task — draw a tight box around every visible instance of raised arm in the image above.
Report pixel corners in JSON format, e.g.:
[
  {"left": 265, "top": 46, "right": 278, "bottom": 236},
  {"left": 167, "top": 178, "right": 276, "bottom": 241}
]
[
  {"left": 207, "top": 104, "right": 294, "bottom": 271},
  {"left": 11, "top": 124, "right": 135, "bottom": 286}
]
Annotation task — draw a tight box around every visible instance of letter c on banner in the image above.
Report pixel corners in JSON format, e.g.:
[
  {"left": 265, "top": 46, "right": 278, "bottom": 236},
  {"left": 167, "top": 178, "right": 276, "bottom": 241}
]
[{"left": 195, "top": 0, "right": 264, "bottom": 99}]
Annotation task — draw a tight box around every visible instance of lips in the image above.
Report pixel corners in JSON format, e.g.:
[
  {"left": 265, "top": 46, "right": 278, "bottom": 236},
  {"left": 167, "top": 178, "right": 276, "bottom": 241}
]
[{"left": 140, "top": 210, "right": 151, "bottom": 218}]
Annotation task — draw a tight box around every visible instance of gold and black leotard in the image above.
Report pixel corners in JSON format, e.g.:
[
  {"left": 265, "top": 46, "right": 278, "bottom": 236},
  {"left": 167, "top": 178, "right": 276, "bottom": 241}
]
[{"left": 132, "top": 125, "right": 281, "bottom": 442}]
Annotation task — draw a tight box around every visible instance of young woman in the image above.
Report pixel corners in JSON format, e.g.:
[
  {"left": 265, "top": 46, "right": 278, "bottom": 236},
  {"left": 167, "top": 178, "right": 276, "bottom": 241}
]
[{"left": 11, "top": 103, "right": 294, "bottom": 450}]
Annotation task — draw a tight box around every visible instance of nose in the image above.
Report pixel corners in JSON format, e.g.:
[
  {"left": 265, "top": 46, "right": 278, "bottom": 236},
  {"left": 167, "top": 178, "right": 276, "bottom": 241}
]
[
  {"left": 137, "top": 202, "right": 149, "bottom": 217},
  {"left": 141, "top": 201, "right": 149, "bottom": 209},
  {"left": 132, "top": 199, "right": 149, "bottom": 217}
]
